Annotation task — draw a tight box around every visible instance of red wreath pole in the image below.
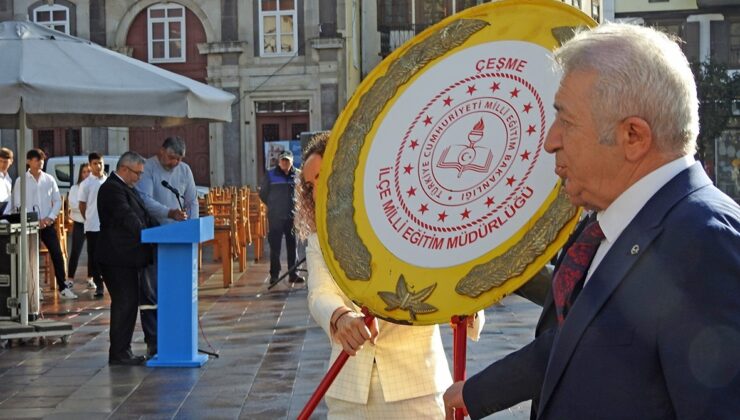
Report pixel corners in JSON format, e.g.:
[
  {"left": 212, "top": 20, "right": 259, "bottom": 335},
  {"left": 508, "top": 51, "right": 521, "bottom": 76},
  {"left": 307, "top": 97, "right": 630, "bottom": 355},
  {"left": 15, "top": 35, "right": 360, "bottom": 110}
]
[
  {"left": 452, "top": 315, "right": 468, "bottom": 420},
  {"left": 298, "top": 307, "right": 375, "bottom": 420}
]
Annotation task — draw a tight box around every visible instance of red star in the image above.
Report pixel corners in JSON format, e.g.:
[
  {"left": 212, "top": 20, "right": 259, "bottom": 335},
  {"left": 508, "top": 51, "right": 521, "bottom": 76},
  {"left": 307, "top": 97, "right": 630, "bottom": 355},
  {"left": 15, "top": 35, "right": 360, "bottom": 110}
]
[
  {"left": 403, "top": 164, "right": 414, "bottom": 174},
  {"left": 438, "top": 211, "right": 448, "bottom": 222},
  {"left": 485, "top": 196, "right": 495, "bottom": 207},
  {"left": 527, "top": 124, "right": 536, "bottom": 135},
  {"left": 510, "top": 88, "right": 520, "bottom": 98},
  {"left": 506, "top": 176, "right": 516, "bottom": 186},
  {"left": 466, "top": 85, "right": 477, "bottom": 95},
  {"left": 490, "top": 82, "right": 500, "bottom": 93},
  {"left": 443, "top": 96, "right": 453, "bottom": 106},
  {"left": 520, "top": 150, "right": 531, "bottom": 161},
  {"left": 461, "top": 208, "right": 471, "bottom": 219},
  {"left": 419, "top": 203, "right": 429, "bottom": 214},
  {"left": 409, "top": 139, "right": 419, "bottom": 150},
  {"left": 423, "top": 115, "right": 433, "bottom": 126},
  {"left": 406, "top": 186, "right": 416, "bottom": 197},
  {"left": 523, "top": 103, "right": 533, "bottom": 113}
]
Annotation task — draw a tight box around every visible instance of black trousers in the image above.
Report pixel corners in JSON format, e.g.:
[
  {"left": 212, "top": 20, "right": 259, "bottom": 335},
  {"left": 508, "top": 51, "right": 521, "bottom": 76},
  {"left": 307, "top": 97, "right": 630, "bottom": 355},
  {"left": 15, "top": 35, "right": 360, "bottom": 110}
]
[
  {"left": 86, "top": 231, "right": 104, "bottom": 289},
  {"left": 101, "top": 265, "right": 142, "bottom": 359},
  {"left": 268, "top": 218, "right": 297, "bottom": 278},
  {"left": 67, "top": 222, "right": 86, "bottom": 278},
  {"left": 39, "top": 225, "right": 67, "bottom": 290}
]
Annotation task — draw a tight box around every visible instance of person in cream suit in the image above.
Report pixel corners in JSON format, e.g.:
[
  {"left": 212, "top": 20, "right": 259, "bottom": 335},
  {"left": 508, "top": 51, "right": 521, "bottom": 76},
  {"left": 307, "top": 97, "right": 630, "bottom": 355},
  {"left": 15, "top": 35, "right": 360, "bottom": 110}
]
[{"left": 295, "top": 132, "right": 483, "bottom": 419}]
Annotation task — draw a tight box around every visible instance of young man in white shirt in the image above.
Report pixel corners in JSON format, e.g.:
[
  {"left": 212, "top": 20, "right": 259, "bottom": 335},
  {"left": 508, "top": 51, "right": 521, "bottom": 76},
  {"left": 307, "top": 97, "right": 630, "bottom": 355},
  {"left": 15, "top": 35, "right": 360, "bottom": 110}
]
[
  {"left": 0, "top": 148, "right": 14, "bottom": 214},
  {"left": 78, "top": 152, "right": 107, "bottom": 297},
  {"left": 9, "top": 149, "right": 75, "bottom": 299}
]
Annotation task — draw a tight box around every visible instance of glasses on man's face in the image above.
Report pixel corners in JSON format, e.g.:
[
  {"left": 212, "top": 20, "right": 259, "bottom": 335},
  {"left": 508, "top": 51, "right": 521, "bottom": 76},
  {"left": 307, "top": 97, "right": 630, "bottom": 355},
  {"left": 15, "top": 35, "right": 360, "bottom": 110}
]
[{"left": 125, "top": 166, "right": 144, "bottom": 176}]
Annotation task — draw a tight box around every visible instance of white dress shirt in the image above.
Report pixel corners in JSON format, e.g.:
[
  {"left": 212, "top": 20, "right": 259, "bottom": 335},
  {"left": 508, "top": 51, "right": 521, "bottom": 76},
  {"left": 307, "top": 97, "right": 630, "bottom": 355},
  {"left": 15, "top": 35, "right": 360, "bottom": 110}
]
[
  {"left": 0, "top": 171, "right": 12, "bottom": 204},
  {"left": 8, "top": 170, "right": 62, "bottom": 221},
  {"left": 67, "top": 184, "right": 84, "bottom": 223},
  {"left": 78, "top": 174, "right": 107, "bottom": 232},
  {"left": 586, "top": 155, "right": 695, "bottom": 284}
]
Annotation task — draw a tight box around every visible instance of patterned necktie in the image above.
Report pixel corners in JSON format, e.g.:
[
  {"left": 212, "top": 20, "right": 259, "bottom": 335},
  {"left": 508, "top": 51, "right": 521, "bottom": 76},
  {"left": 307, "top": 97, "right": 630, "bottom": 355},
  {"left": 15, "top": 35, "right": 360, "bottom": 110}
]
[{"left": 553, "top": 218, "right": 605, "bottom": 325}]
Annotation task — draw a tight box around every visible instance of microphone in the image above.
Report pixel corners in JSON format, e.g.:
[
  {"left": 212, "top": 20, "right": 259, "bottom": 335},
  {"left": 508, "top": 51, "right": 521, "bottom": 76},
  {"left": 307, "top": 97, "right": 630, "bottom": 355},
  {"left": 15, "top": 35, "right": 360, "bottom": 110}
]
[
  {"left": 161, "top": 180, "right": 184, "bottom": 211},
  {"left": 161, "top": 180, "right": 181, "bottom": 197}
]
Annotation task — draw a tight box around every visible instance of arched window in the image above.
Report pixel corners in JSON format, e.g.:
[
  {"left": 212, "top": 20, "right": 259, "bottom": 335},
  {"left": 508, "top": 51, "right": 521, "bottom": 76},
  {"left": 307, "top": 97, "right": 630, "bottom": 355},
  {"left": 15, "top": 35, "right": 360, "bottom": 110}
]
[
  {"left": 147, "top": 3, "right": 187, "bottom": 63},
  {"left": 33, "top": 3, "right": 70, "bottom": 34}
]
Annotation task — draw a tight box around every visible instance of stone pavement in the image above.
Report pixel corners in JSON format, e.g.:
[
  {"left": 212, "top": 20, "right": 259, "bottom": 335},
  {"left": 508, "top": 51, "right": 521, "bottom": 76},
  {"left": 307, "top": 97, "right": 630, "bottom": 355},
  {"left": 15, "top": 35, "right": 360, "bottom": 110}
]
[{"left": 0, "top": 249, "right": 540, "bottom": 419}]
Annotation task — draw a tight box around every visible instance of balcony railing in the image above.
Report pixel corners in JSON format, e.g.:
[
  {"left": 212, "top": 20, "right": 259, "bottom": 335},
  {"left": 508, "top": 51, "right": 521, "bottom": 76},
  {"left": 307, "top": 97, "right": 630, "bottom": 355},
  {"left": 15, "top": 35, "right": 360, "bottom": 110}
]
[{"left": 378, "top": 23, "right": 434, "bottom": 57}]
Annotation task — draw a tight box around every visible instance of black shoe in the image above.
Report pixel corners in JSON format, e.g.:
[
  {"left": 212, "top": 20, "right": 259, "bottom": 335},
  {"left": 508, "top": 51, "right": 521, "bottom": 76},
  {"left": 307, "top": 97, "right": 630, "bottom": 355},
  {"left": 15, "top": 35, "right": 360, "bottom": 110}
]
[
  {"left": 269, "top": 276, "right": 279, "bottom": 285},
  {"left": 94, "top": 287, "right": 104, "bottom": 297},
  {"left": 109, "top": 355, "right": 146, "bottom": 366},
  {"left": 289, "top": 276, "right": 305, "bottom": 284}
]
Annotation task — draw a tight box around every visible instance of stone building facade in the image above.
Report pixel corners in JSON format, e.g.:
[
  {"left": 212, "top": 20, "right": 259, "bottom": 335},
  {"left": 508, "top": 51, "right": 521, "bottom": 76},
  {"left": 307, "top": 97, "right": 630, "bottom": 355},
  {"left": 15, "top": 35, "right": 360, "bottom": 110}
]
[{"left": 0, "top": 0, "right": 360, "bottom": 187}]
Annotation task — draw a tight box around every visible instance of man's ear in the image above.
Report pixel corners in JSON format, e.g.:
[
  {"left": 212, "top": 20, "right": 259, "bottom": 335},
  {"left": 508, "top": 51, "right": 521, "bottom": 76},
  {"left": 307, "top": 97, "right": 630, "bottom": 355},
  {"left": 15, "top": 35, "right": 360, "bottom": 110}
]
[{"left": 617, "top": 117, "right": 653, "bottom": 162}]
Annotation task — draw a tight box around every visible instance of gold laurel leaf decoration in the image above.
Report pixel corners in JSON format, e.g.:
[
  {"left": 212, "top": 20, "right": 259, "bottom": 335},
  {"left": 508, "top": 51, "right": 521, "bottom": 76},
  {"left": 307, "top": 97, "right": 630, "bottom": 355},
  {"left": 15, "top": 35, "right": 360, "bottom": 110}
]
[
  {"left": 326, "top": 19, "right": 489, "bottom": 281},
  {"left": 456, "top": 188, "right": 577, "bottom": 297}
]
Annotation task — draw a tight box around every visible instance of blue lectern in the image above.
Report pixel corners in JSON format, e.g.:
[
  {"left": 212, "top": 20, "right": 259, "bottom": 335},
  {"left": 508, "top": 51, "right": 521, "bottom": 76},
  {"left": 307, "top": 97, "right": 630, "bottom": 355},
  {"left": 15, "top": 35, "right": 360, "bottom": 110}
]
[{"left": 141, "top": 216, "right": 214, "bottom": 367}]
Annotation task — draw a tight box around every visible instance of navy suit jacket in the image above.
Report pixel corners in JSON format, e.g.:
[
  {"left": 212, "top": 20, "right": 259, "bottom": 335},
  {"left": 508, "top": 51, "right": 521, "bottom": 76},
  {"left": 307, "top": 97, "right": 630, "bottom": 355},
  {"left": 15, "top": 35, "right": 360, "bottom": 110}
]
[{"left": 464, "top": 163, "right": 740, "bottom": 419}]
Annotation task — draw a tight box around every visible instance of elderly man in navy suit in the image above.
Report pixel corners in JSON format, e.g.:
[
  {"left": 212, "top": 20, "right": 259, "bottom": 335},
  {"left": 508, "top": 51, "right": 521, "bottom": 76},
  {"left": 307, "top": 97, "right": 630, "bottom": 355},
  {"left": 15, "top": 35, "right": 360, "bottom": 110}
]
[{"left": 444, "top": 23, "right": 740, "bottom": 419}]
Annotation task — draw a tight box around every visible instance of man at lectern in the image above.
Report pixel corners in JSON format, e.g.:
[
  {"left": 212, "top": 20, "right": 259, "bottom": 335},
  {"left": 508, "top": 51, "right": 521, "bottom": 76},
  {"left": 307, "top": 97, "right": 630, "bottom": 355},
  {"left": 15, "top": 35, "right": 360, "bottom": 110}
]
[
  {"left": 135, "top": 136, "right": 198, "bottom": 358},
  {"left": 97, "top": 152, "right": 158, "bottom": 366}
]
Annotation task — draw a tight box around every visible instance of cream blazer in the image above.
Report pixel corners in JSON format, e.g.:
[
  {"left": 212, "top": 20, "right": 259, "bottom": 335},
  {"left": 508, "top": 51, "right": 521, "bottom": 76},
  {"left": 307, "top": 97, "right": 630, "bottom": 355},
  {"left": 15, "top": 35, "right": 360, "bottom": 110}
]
[{"left": 306, "top": 233, "right": 483, "bottom": 404}]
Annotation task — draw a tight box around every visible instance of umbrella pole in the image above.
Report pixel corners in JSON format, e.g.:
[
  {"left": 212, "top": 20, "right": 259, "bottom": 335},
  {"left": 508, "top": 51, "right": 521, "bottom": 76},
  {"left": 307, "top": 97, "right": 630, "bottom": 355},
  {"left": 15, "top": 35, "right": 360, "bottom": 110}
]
[{"left": 18, "top": 104, "right": 28, "bottom": 325}]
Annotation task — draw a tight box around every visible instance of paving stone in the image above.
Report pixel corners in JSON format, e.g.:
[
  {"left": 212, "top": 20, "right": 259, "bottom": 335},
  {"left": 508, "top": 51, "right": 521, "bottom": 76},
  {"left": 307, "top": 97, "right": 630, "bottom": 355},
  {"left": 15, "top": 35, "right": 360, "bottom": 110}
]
[{"left": 0, "top": 246, "right": 538, "bottom": 418}]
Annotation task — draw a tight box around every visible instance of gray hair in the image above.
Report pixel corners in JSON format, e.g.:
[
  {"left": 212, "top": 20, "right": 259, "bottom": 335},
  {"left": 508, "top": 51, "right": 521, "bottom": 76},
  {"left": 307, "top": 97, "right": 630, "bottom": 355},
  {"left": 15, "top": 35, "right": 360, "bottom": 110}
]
[
  {"left": 162, "top": 136, "right": 186, "bottom": 157},
  {"left": 554, "top": 23, "right": 699, "bottom": 156},
  {"left": 117, "top": 151, "right": 146, "bottom": 169}
]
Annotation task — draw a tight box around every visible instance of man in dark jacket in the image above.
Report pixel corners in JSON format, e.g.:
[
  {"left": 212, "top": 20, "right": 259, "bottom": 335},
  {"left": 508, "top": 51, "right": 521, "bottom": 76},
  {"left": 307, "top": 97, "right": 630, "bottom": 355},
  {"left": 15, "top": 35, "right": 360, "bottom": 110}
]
[
  {"left": 97, "top": 152, "right": 158, "bottom": 365},
  {"left": 259, "top": 150, "right": 303, "bottom": 285}
]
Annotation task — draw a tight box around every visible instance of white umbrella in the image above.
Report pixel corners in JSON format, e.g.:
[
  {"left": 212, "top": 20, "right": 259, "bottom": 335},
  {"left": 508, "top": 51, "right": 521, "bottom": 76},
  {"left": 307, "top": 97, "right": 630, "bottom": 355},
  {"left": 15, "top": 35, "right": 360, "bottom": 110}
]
[{"left": 0, "top": 20, "right": 235, "bottom": 323}]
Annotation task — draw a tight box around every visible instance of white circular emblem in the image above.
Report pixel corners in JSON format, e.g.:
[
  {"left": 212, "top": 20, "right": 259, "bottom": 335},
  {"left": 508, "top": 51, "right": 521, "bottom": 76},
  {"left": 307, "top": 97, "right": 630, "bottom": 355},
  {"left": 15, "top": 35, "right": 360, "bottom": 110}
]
[{"left": 364, "top": 41, "right": 560, "bottom": 268}]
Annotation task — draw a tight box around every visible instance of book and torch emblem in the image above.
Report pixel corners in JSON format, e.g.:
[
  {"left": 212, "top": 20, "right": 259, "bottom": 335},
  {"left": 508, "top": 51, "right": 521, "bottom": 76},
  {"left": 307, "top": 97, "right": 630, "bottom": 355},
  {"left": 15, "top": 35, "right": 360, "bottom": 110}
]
[{"left": 437, "top": 117, "right": 494, "bottom": 177}]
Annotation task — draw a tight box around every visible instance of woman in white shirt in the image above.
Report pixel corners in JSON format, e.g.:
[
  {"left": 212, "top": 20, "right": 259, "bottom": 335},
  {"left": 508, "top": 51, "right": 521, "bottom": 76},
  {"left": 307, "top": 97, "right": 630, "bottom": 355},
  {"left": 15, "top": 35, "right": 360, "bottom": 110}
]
[{"left": 66, "top": 163, "right": 93, "bottom": 289}]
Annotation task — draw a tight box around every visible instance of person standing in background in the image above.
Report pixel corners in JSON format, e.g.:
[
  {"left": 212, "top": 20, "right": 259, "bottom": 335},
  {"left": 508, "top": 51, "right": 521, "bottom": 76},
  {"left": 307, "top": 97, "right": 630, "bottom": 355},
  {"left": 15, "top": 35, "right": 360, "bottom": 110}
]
[
  {"left": 0, "top": 148, "right": 14, "bottom": 214},
  {"left": 8, "top": 149, "right": 75, "bottom": 299},
  {"left": 79, "top": 153, "right": 107, "bottom": 298},
  {"left": 135, "top": 136, "right": 198, "bottom": 357},
  {"left": 66, "top": 162, "right": 91, "bottom": 291},
  {"left": 260, "top": 150, "right": 302, "bottom": 285}
]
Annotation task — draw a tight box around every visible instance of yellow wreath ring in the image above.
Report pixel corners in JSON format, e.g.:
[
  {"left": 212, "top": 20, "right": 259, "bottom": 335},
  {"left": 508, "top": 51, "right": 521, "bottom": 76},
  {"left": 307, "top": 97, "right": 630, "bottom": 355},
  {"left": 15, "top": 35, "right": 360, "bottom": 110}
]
[{"left": 316, "top": 0, "right": 596, "bottom": 325}]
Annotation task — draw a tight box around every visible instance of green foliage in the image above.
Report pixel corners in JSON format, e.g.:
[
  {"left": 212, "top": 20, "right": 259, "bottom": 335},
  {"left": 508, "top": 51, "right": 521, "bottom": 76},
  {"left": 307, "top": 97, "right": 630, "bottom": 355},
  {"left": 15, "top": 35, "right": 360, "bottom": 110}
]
[{"left": 691, "top": 61, "right": 740, "bottom": 161}]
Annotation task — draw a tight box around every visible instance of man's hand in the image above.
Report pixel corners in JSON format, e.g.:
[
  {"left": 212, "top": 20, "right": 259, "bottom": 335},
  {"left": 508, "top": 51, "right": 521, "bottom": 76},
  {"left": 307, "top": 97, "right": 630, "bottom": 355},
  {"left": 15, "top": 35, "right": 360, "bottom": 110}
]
[
  {"left": 167, "top": 209, "right": 187, "bottom": 221},
  {"left": 444, "top": 381, "right": 467, "bottom": 420},
  {"left": 39, "top": 217, "right": 54, "bottom": 229}
]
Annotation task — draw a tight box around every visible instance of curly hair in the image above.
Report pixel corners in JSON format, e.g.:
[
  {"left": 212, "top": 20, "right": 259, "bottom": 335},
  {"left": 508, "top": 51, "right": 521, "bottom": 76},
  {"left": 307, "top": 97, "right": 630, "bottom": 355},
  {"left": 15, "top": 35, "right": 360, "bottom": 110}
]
[{"left": 294, "top": 132, "right": 330, "bottom": 240}]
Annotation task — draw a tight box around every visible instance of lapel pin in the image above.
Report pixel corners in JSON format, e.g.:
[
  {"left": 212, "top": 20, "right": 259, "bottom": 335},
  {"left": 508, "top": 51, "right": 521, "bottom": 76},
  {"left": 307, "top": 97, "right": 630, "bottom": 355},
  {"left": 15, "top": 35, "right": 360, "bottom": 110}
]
[{"left": 630, "top": 245, "right": 640, "bottom": 255}]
